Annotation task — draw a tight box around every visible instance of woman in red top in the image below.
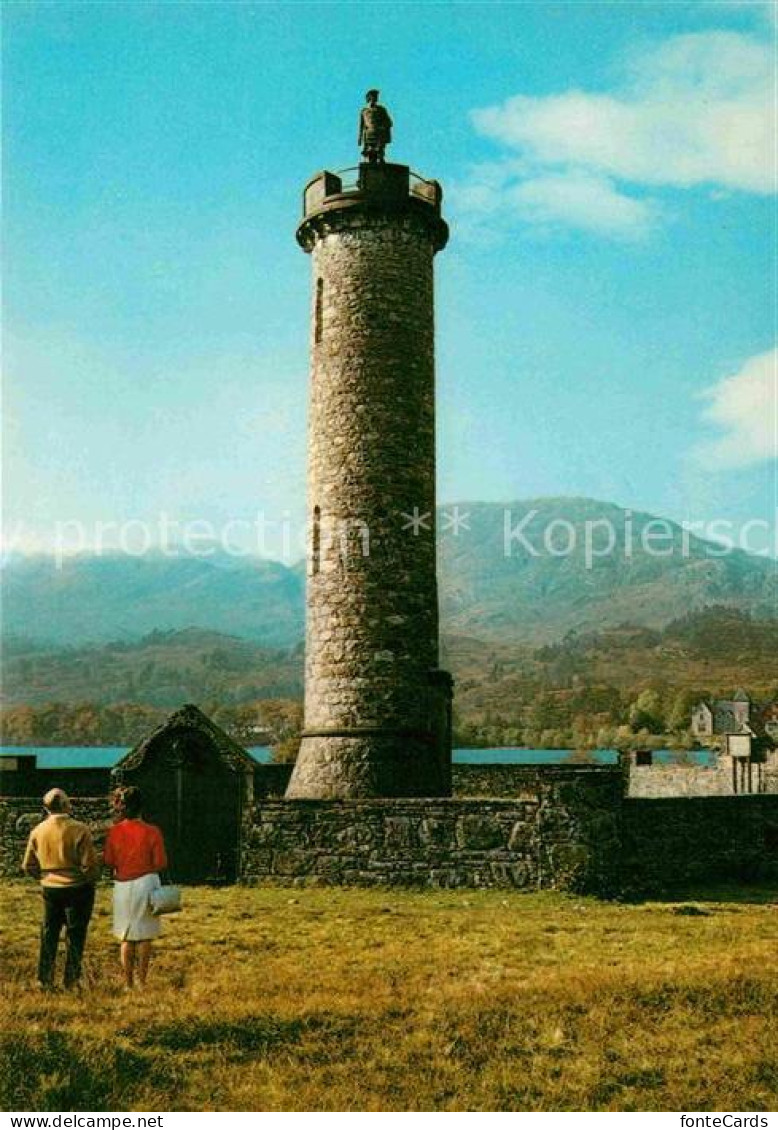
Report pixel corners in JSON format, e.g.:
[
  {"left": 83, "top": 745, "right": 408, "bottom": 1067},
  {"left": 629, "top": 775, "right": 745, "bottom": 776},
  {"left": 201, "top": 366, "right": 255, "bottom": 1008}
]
[{"left": 104, "top": 786, "right": 168, "bottom": 989}]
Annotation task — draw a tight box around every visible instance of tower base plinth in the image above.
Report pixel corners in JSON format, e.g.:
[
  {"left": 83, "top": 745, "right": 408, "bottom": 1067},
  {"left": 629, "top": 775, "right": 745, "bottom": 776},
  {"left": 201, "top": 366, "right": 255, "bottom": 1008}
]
[{"left": 286, "top": 731, "right": 451, "bottom": 800}]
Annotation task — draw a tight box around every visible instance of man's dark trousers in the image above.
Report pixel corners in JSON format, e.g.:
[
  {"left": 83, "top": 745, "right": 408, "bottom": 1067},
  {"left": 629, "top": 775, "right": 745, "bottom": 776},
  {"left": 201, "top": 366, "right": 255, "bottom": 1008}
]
[{"left": 39, "top": 883, "right": 96, "bottom": 987}]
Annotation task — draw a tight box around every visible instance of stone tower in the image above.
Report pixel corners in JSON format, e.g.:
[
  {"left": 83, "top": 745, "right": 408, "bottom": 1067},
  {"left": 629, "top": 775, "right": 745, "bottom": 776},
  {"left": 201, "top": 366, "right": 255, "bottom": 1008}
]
[{"left": 285, "top": 116, "right": 452, "bottom": 799}]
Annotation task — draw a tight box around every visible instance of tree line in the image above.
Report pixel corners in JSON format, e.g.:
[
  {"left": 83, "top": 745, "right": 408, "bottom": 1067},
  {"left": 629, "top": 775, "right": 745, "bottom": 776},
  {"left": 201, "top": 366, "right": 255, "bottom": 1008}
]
[
  {"left": 452, "top": 686, "right": 733, "bottom": 751},
  {"left": 0, "top": 685, "right": 739, "bottom": 757},
  {"left": 0, "top": 699, "right": 303, "bottom": 760}
]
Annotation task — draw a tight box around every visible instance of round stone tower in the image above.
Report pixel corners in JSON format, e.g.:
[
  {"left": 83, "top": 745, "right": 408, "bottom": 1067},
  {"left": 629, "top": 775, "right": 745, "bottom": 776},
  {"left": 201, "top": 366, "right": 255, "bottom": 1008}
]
[{"left": 285, "top": 152, "right": 452, "bottom": 799}]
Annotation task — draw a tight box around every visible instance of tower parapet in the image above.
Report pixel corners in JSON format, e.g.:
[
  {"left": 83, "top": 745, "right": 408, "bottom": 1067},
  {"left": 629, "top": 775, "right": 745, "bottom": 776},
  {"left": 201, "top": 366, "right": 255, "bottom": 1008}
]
[
  {"left": 286, "top": 113, "right": 452, "bottom": 800},
  {"left": 297, "top": 164, "right": 448, "bottom": 253}
]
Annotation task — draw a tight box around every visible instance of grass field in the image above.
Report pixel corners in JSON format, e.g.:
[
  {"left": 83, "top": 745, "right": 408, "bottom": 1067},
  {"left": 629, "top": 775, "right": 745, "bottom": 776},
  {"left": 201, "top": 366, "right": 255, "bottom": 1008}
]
[{"left": 1, "top": 881, "right": 777, "bottom": 1112}]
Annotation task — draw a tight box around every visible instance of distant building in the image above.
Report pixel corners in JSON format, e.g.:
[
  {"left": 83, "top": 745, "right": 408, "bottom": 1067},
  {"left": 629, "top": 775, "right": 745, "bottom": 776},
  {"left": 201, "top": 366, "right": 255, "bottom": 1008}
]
[
  {"left": 650, "top": 691, "right": 778, "bottom": 797},
  {"left": 625, "top": 738, "right": 778, "bottom": 798},
  {"left": 691, "top": 689, "right": 753, "bottom": 739},
  {"left": 691, "top": 701, "right": 714, "bottom": 737},
  {"left": 757, "top": 703, "right": 778, "bottom": 741}
]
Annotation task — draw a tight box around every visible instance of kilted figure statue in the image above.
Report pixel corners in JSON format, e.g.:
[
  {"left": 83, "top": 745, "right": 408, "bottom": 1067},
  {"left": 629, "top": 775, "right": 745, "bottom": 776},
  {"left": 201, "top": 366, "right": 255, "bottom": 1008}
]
[{"left": 358, "top": 90, "right": 393, "bottom": 164}]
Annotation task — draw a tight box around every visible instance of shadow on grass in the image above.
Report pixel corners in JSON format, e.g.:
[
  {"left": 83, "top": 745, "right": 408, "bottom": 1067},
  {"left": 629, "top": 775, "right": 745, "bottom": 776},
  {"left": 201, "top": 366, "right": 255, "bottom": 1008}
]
[
  {"left": 620, "top": 883, "right": 778, "bottom": 906},
  {"left": 0, "top": 1030, "right": 182, "bottom": 1112},
  {"left": 626, "top": 975, "right": 778, "bottom": 1018},
  {"left": 135, "top": 1011, "right": 361, "bottom": 1062},
  {"left": 0, "top": 1014, "right": 362, "bottom": 1110}
]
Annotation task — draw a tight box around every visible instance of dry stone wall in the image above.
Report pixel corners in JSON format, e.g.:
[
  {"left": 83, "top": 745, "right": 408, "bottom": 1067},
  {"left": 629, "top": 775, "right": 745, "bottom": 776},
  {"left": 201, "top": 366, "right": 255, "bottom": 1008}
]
[
  {"left": 3, "top": 767, "right": 777, "bottom": 893},
  {"left": 625, "top": 751, "right": 778, "bottom": 798},
  {"left": 246, "top": 770, "right": 623, "bottom": 894},
  {"left": 452, "top": 763, "right": 619, "bottom": 797},
  {"left": 626, "top": 759, "right": 734, "bottom": 798},
  {"left": 0, "top": 797, "right": 112, "bottom": 878}
]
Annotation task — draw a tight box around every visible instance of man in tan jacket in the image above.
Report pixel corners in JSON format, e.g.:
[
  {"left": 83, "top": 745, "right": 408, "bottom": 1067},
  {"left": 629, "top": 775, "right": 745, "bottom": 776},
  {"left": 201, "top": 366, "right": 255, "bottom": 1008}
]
[{"left": 23, "top": 788, "right": 99, "bottom": 989}]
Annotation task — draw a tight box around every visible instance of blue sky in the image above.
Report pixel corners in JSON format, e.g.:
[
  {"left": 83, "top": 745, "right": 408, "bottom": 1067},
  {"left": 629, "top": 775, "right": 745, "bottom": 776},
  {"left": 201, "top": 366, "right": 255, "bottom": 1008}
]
[{"left": 3, "top": 0, "right": 776, "bottom": 558}]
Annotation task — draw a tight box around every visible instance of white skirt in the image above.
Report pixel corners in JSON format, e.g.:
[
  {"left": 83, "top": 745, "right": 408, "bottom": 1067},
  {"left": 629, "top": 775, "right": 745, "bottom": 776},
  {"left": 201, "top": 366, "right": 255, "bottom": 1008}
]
[{"left": 113, "top": 873, "right": 162, "bottom": 941}]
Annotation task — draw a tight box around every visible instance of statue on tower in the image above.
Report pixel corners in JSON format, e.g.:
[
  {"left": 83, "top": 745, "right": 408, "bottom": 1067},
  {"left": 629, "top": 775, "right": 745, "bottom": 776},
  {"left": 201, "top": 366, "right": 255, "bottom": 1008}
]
[{"left": 358, "top": 89, "right": 393, "bottom": 164}]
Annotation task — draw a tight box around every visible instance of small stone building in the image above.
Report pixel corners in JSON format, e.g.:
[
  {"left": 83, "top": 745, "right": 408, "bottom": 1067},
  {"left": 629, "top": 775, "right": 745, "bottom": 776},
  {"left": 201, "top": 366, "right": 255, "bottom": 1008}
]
[
  {"left": 691, "top": 690, "right": 752, "bottom": 738},
  {"left": 624, "top": 742, "right": 778, "bottom": 798},
  {"left": 113, "top": 704, "right": 255, "bottom": 883}
]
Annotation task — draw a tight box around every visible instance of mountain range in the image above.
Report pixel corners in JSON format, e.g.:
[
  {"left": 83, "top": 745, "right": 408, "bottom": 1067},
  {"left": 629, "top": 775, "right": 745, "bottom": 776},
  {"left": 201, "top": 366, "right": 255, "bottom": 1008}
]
[{"left": 3, "top": 498, "right": 775, "bottom": 652}]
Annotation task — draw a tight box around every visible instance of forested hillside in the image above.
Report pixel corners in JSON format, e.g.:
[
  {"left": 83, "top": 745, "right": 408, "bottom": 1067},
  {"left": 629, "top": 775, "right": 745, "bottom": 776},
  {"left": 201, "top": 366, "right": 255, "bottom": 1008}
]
[{"left": 3, "top": 608, "right": 775, "bottom": 749}]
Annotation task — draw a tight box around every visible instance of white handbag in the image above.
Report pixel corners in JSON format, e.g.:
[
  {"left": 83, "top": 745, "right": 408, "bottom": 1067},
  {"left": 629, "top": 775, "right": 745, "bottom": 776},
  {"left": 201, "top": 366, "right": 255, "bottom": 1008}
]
[{"left": 149, "top": 884, "right": 182, "bottom": 916}]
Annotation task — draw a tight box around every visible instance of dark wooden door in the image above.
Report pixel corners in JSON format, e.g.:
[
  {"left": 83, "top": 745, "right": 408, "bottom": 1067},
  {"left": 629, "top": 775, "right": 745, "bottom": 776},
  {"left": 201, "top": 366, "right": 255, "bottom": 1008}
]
[
  {"left": 134, "top": 735, "right": 244, "bottom": 883},
  {"left": 172, "top": 757, "right": 242, "bottom": 882}
]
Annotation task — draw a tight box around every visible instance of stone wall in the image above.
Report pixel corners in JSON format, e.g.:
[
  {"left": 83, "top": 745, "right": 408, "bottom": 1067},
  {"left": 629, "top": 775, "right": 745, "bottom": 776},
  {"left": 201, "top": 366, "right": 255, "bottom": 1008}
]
[
  {"left": 245, "top": 770, "right": 623, "bottom": 894},
  {"left": 625, "top": 756, "right": 733, "bottom": 798},
  {"left": 243, "top": 790, "right": 778, "bottom": 896},
  {"left": 452, "top": 762, "right": 619, "bottom": 798},
  {"left": 765, "top": 753, "right": 778, "bottom": 795},
  {"left": 3, "top": 768, "right": 776, "bottom": 894},
  {"left": 623, "top": 796, "right": 778, "bottom": 893},
  {"left": 624, "top": 750, "right": 778, "bottom": 798},
  {"left": 0, "top": 797, "right": 112, "bottom": 878},
  {"left": 253, "top": 761, "right": 622, "bottom": 800}
]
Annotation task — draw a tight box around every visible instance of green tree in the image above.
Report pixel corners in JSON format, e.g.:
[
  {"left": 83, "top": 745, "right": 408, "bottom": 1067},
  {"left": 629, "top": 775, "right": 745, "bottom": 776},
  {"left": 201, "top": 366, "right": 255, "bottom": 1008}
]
[
  {"left": 529, "top": 693, "right": 562, "bottom": 732},
  {"left": 258, "top": 699, "right": 304, "bottom": 764},
  {"left": 666, "top": 689, "right": 707, "bottom": 734},
  {"left": 628, "top": 690, "right": 664, "bottom": 734}
]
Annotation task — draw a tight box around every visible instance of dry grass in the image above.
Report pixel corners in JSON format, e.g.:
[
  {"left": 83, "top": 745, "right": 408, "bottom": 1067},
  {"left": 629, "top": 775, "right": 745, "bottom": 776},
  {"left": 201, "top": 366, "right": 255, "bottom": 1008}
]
[{"left": 1, "top": 881, "right": 777, "bottom": 1112}]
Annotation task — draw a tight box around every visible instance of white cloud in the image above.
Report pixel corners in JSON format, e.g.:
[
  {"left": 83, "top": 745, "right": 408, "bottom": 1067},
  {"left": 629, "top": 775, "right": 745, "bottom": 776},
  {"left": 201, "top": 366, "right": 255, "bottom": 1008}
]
[
  {"left": 456, "top": 30, "right": 775, "bottom": 239},
  {"left": 694, "top": 347, "right": 777, "bottom": 469},
  {"left": 447, "top": 161, "right": 657, "bottom": 244},
  {"left": 508, "top": 172, "right": 658, "bottom": 241},
  {"left": 474, "top": 32, "right": 774, "bottom": 194}
]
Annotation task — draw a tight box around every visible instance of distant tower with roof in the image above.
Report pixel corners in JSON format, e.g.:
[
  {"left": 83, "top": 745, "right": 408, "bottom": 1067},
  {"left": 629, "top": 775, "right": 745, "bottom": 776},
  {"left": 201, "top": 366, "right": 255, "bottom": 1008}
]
[{"left": 285, "top": 91, "right": 453, "bottom": 799}]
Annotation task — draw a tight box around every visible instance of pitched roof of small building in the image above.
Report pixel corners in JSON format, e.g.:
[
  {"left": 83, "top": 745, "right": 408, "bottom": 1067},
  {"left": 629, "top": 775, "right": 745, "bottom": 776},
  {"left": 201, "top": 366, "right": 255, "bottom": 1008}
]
[
  {"left": 115, "top": 703, "right": 256, "bottom": 774},
  {"left": 732, "top": 688, "right": 751, "bottom": 702}
]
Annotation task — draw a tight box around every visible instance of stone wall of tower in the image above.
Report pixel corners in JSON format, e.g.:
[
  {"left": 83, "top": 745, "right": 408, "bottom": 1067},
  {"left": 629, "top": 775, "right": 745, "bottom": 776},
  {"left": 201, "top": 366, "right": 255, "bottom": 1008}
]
[{"left": 287, "top": 203, "right": 449, "bottom": 799}]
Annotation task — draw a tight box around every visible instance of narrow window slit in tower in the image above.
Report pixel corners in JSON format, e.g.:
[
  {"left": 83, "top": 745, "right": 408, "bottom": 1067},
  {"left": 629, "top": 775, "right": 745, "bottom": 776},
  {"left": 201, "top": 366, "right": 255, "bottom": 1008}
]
[
  {"left": 312, "top": 505, "right": 321, "bottom": 574},
  {"left": 315, "top": 278, "right": 324, "bottom": 343}
]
